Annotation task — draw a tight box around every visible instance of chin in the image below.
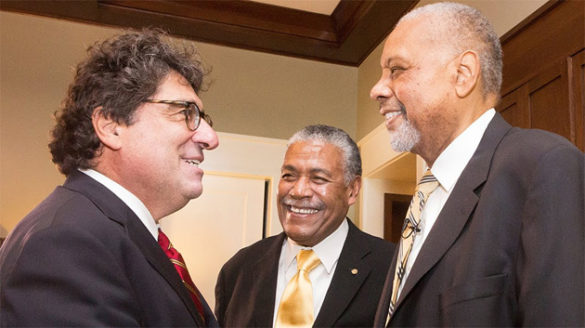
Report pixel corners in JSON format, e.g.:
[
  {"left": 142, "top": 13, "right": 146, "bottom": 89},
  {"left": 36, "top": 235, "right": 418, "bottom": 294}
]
[{"left": 183, "top": 185, "right": 203, "bottom": 200}]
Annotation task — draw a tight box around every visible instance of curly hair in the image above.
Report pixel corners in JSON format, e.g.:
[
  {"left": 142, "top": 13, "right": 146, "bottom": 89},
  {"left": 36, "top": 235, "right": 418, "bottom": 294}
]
[
  {"left": 49, "top": 28, "right": 206, "bottom": 175},
  {"left": 288, "top": 124, "right": 362, "bottom": 185}
]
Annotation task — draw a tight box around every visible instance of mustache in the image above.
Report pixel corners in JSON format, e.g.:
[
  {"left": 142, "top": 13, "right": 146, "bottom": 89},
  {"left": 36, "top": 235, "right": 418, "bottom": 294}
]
[
  {"left": 281, "top": 196, "right": 325, "bottom": 210},
  {"left": 379, "top": 99, "right": 407, "bottom": 115},
  {"left": 398, "top": 101, "right": 406, "bottom": 115}
]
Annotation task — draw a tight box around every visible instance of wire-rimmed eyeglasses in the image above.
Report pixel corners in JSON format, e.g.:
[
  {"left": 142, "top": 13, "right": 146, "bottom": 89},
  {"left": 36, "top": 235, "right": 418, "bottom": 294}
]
[{"left": 144, "top": 99, "right": 213, "bottom": 131}]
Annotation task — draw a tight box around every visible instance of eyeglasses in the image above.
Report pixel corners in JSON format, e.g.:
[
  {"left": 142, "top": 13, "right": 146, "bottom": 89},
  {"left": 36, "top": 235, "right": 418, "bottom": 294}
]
[{"left": 144, "top": 99, "right": 213, "bottom": 131}]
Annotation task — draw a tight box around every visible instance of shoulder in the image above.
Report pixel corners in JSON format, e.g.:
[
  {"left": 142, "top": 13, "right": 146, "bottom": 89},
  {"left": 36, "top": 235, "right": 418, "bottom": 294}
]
[
  {"left": 492, "top": 127, "right": 583, "bottom": 175},
  {"left": 499, "top": 127, "right": 581, "bottom": 159},
  {"left": 346, "top": 221, "right": 395, "bottom": 256},
  {"left": 7, "top": 185, "right": 119, "bottom": 241},
  {"left": 220, "top": 233, "right": 284, "bottom": 271},
  {"left": 0, "top": 185, "right": 128, "bottom": 272}
]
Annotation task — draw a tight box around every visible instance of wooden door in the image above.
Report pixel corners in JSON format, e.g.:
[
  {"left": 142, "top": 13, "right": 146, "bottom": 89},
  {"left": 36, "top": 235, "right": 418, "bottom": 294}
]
[
  {"left": 383, "top": 193, "right": 411, "bottom": 243},
  {"left": 497, "top": 58, "right": 576, "bottom": 145},
  {"left": 497, "top": 0, "right": 584, "bottom": 150},
  {"left": 572, "top": 49, "right": 585, "bottom": 151}
]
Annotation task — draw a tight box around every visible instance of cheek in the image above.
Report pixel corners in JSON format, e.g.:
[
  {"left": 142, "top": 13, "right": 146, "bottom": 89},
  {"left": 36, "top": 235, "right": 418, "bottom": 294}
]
[{"left": 277, "top": 182, "right": 290, "bottom": 200}]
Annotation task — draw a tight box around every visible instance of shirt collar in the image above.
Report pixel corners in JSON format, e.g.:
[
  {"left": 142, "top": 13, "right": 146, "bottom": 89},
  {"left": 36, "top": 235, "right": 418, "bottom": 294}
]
[
  {"left": 431, "top": 109, "right": 495, "bottom": 192},
  {"left": 283, "top": 218, "right": 349, "bottom": 274},
  {"left": 79, "top": 168, "right": 158, "bottom": 240}
]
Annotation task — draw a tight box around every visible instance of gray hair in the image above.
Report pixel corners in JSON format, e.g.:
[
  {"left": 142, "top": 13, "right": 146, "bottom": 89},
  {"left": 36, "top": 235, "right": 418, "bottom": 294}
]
[
  {"left": 399, "top": 2, "right": 503, "bottom": 98},
  {"left": 288, "top": 125, "right": 362, "bottom": 184}
]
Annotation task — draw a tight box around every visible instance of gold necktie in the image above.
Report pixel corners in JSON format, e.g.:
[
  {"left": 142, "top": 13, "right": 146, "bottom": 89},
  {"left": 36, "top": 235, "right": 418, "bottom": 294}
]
[
  {"left": 387, "top": 170, "right": 438, "bottom": 322},
  {"left": 275, "top": 249, "right": 321, "bottom": 328}
]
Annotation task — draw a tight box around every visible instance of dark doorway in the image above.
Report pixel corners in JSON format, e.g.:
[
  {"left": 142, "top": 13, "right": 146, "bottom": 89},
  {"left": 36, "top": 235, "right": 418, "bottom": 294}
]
[{"left": 383, "top": 193, "right": 411, "bottom": 243}]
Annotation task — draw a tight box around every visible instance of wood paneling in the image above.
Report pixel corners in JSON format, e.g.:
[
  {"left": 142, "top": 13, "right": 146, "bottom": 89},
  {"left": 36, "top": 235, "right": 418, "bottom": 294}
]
[
  {"left": 528, "top": 59, "right": 572, "bottom": 141},
  {"left": 498, "top": 87, "right": 529, "bottom": 129},
  {"left": 497, "top": 0, "right": 584, "bottom": 151},
  {"left": 572, "top": 50, "right": 585, "bottom": 150},
  {"left": 500, "top": 0, "right": 584, "bottom": 95},
  {"left": 0, "top": 0, "right": 417, "bottom": 66}
]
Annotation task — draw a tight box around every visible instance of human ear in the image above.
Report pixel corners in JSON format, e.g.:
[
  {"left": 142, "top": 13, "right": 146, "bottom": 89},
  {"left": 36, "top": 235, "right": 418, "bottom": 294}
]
[
  {"left": 92, "top": 107, "right": 122, "bottom": 150},
  {"left": 347, "top": 176, "right": 362, "bottom": 206},
  {"left": 454, "top": 50, "right": 480, "bottom": 98}
]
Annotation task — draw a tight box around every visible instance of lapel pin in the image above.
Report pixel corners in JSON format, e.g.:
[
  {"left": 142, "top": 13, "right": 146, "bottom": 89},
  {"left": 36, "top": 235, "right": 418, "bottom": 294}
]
[{"left": 351, "top": 268, "right": 358, "bottom": 275}]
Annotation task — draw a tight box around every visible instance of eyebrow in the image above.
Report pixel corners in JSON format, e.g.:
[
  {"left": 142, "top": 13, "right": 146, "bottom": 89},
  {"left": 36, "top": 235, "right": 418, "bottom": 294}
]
[
  {"left": 281, "top": 165, "right": 333, "bottom": 177},
  {"left": 383, "top": 56, "right": 404, "bottom": 68}
]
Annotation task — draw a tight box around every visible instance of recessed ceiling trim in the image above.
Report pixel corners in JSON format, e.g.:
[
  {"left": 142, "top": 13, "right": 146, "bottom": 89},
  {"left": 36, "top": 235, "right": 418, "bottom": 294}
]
[{"left": 0, "top": 0, "right": 418, "bottom": 66}]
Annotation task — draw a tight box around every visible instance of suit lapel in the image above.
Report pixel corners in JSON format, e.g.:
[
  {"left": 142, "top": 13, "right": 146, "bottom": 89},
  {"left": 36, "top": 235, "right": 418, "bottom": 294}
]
[
  {"left": 314, "top": 220, "right": 372, "bottom": 327},
  {"left": 374, "top": 247, "right": 398, "bottom": 327},
  {"left": 395, "top": 114, "right": 512, "bottom": 309},
  {"left": 250, "top": 233, "right": 286, "bottom": 327},
  {"left": 64, "top": 172, "right": 204, "bottom": 326},
  {"left": 125, "top": 218, "right": 206, "bottom": 327}
]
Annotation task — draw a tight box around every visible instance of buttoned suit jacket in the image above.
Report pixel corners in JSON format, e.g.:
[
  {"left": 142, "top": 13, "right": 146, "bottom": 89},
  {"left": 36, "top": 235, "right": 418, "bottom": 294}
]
[
  {"left": 374, "top": 113, "right": 584, "bottom": 327},
  {"left": 0, "top": 171, "right": 218, "bottom": 327},
  {"left": 215, "top": 219, "right": 395, "bottom": 327}
]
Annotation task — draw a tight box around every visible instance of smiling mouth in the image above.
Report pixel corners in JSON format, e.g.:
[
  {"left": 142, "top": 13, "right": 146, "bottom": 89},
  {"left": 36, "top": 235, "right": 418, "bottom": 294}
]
[
  {"left": 288, "top": 205, "right": 319, "bottom": 215},
  {"left": 385, "top": 111, "right": 402, "bottom": 120},
  {"left": 184, "top": 159, "right": 201, "bottom": 166}
]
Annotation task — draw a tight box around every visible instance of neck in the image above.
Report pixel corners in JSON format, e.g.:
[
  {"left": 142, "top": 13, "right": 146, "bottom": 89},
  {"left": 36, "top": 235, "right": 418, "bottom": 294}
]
[{"left": 417, "top": 98, "right": 494, "bottom": 167}]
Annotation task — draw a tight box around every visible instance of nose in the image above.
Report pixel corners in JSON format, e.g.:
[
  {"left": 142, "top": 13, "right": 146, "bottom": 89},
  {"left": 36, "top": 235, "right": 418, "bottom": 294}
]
[
  {"left": 289, "top": 177, "right": 312, "bottom": 199},
  {"left": 370, "top": 73, "right": 391, "bottom": 101},
  {"left": 192, "top": 119, "right": 219, "bottom": 150}
]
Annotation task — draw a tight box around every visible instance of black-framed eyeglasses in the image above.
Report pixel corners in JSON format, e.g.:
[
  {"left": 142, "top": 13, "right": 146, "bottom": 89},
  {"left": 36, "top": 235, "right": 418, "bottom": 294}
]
[{"left": 144, "top": 99, "right": 213, "bottom": 131}]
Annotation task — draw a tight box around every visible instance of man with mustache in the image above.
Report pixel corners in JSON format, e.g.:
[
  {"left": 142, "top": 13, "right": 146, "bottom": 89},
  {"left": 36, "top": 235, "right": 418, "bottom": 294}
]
[
  {"left": 370, "top": 2, "right": 584, "bottom": 327},
  {"left": 215, "top": 125, "right": 395, "bottom": 327}
]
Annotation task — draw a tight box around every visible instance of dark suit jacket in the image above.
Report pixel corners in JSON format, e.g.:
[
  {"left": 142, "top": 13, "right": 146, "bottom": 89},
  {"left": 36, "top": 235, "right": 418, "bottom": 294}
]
[
  {"left": 0, "top": 171, "right": 218, "bottom": 327},
  {"left": 215, "top": 219, "right": 395, "bottom": 328},
  {"left": 374, "top": 113, "right": 584, "bottom": 327}
]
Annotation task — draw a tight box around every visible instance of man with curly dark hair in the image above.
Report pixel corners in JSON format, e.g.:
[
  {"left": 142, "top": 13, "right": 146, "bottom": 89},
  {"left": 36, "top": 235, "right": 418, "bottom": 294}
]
[{"left": 0, "top": 28, "right": 219, "bottom": 327}]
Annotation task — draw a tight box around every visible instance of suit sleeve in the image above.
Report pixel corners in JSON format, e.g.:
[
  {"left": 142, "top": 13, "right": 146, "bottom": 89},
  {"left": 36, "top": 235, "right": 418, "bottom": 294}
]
[
  {"left": 215, "top": 268, "right": 225, "bottom": 327},
  {"left": 517, "top": 145, "right": 584, "bottom": 326},
  {"left": 1, "top": 226, "right": 141, "bottom": 326}
]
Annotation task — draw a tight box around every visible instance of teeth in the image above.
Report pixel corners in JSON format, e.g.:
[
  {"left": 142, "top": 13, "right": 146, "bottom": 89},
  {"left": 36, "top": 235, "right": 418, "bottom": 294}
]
[
  {"left": 185, "top": 159, "right": 200, "bottom": 166},
  {"left": 385, "top": 111, "right": 401, "bottom": 120},
  {"left": 290, "top": 206, "right": 318, "bottom": 214}
]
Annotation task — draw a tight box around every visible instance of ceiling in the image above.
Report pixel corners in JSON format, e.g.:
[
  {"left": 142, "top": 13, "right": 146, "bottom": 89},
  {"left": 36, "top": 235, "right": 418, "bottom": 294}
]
[
  {"left": 250, "top": 0, "right": 340, "bottom": 15},
  {"left": 0, "top": 0, "right": 417, "bottom": 66}
]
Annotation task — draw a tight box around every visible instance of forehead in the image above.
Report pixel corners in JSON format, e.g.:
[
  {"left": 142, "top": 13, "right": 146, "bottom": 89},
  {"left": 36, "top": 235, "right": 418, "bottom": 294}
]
[
  {"left": 152, "top": 71, "right": 202, "bottom": 108},
  {"left": 381, "top": 16, "right": 443, "bottom": 66},
  {"left": 283, "top": 141, "right": 343, "bottom": 170}
]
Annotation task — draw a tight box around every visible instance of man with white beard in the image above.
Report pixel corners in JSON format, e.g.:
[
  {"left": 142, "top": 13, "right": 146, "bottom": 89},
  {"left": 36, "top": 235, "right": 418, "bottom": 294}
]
[{"left": 370, "top": 2, "right": 583, "bottom": 327}]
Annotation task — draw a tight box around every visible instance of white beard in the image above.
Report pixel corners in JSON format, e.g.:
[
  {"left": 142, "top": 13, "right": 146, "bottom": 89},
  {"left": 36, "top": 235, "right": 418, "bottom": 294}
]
[{"left": 389, "top": 117, "right": 420, "bottom": 152}]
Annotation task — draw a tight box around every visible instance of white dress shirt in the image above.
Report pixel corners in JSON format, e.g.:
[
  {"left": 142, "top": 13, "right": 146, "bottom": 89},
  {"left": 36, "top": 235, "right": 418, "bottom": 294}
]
[
  {"left": 273, "top": 219, "right": 349, "bottom": 326},
  {"left": 80, "top": 169, "right": 158, "bottom": 240},
  {"left": 396, "top": 108, "right": 496, "bottom": 298}
]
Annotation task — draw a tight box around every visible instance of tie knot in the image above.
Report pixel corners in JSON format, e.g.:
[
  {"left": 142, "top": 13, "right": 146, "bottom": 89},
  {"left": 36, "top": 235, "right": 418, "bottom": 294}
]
[
  {"left": 417, "top": 170, "right": 439, "bottom": 195},
  {"left": 297, "top": 249, "right": 321, "bottom": 273},
  {"left": 158, "top": 228, "right": 171, "bottom": 249}
]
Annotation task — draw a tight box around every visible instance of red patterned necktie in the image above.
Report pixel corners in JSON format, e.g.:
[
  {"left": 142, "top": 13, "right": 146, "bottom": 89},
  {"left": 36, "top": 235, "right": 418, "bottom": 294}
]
[{"left": 158, "top": 228, "right": 206, "bottom": 324}]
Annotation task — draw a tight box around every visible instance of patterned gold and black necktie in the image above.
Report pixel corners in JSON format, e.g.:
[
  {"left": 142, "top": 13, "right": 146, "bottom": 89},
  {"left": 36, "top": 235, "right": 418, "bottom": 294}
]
[{"left": 387, "top": 170, "right": 438, "bottom": 322}]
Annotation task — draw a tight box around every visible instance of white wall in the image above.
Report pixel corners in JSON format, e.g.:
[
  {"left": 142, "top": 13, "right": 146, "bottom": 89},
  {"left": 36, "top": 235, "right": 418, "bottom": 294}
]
[
  {"left": 198, "top": 132, "right": 288, "bottom": 236},
  {"left": 0, "top": 11, "right": 356, "bottom": 234}
]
